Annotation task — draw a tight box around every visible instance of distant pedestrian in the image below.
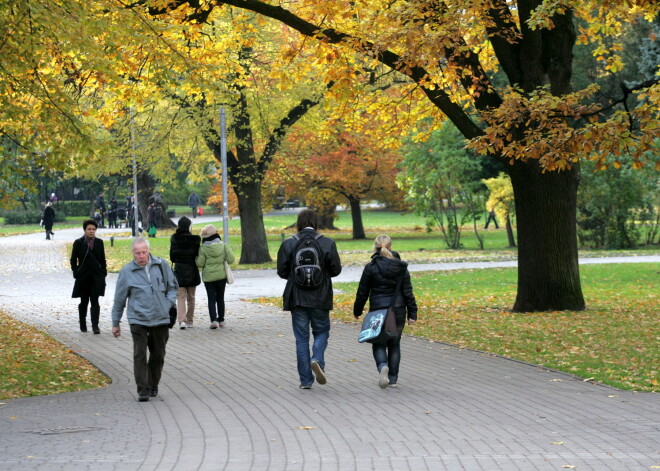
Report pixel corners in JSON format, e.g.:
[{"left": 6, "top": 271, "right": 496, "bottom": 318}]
[
  {"left": 42, "top": 202, "right": 55, "bottom": 240},
  {"left": 70, "top": 219, "right": 107, "bottom": 334},
  {"left": 484, "top": 210, "right": 499, "bottom": 229},
  {"left": 95, "top": 192, "right": 106, "bottom": 228},
  {"left": 107, "top": 197, "right": 118, "bottom": 228},
  {"left": 147, "top": 202, "right": 157, "bottom": 237},
  {"left": 188, "top": 191, "right": 202, "bottom": 218},
  {"left": 111, "top": 237, "right": 178, "bottom": 402},
  {"left": 276, "top": 209, "right": 342, "bottom": 389},
  {"left": 170, "top": 217, "right": 201, "bottom": 329},
  {"left": 353, "top": 234, "right": 417, "bottom": 389},
  {"left": 196, "top": 224, "right": 235, "bottom": 329}
]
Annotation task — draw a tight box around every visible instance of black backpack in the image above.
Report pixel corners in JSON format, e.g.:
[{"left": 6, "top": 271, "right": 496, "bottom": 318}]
[{"left": 292, "top": 233, "right": 324, "bottom": 289}]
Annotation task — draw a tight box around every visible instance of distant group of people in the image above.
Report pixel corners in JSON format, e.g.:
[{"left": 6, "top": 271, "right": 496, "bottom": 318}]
[{"left": 67, "top": 208, "right": 418, "bottom": 402}]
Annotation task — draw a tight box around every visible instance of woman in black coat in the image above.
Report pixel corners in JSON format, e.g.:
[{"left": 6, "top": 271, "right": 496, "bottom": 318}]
[
  {"left": 70, "top": 219, "right": 107, "bottom": 333},
  {"left": 170, "top": 216, "right": 201, "bottom": 329},
  {"left": 42, "top": 202, "right": 56, "bottom": 240},
  {"left": 354, "top": 234, "right": 418, "bottom": 389}
]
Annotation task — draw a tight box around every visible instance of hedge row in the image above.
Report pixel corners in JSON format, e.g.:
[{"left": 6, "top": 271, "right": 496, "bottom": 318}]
[{"left": 2, "top": 210, "right": 67, "bottom": 225}]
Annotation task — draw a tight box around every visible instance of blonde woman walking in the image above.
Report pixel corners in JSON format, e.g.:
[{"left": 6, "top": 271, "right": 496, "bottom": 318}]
[{"left": 354, "top": 234, "right": 417, "bottom": 388}]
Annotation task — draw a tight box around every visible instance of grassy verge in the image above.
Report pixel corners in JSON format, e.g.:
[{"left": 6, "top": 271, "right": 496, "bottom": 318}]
[
  {"left": 0, "top": 311, "right": 110, "bottom": 400},
  {"left": 255, "top": 263, "right": 659, "bottom": 392}
]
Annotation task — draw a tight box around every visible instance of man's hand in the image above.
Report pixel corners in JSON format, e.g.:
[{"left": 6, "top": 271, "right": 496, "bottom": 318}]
[
  {"left": 408, "top": 319, "right": 416, "bottom": 326},
  {"left": 112, "top": 326, "right": 121, "bottom": 338}
]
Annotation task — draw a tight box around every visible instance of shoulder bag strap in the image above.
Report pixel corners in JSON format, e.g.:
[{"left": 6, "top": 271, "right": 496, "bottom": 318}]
[{"left": 374, "top": 262, "right": 405, "bottom": 308}]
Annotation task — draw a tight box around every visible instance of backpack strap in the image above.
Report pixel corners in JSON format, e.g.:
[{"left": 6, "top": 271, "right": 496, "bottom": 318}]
[{"left": 292, "top": 232, "right": 323, "bottom": 242}]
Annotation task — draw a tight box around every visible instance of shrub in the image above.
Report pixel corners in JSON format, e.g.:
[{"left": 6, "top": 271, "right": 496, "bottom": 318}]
[{"left": 3, "top": 210, "right": 66, "bottom": 225}]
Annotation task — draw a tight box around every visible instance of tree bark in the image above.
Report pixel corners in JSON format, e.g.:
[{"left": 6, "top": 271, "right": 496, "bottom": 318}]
[
  {"left": 314, "top": 202, "right": 339, "bottom": 230},
  {"left": 505, "top": 214, "right": 517, "bottom": 248},
  {"left": 349, "top": 197, "right": 366, "bottom": 239},
  {"left": 234, "top": 179, "right": 272, "bottom": 264},
  {"left": 509, "top": 160, "right": 584, "bottom": 312},
  {"left": 136, "top": 171, "right": 176, "bottom": 229}
]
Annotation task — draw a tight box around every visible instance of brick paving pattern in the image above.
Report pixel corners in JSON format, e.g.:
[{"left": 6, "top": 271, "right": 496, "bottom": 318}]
[{"left": 0, "top": 229, "right": 658, "bottom": 470}]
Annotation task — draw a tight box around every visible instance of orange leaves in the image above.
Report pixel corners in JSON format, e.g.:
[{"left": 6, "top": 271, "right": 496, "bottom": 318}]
[{"left": 467, "top": 82, "right": 660, "bottom": 172}]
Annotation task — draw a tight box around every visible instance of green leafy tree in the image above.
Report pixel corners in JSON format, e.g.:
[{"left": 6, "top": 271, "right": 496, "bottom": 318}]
[
  {"left": 483, "top": 173, "right": 517, "bottom": 248},
  {"left": 156, "top": 0, "right": 660, "bottom": 312},
  {"left": 399, "top": 122, "right": 486, "bottom": 249}
]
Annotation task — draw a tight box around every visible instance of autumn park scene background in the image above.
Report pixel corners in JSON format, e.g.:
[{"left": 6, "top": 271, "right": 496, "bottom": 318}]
[{"left": 1, "top": 0, "right": 658, "bottom": 399}]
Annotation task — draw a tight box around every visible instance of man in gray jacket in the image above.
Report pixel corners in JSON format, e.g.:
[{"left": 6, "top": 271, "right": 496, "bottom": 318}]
[{"left": 112, "top": 237, "right": 178, "bottom": 402}]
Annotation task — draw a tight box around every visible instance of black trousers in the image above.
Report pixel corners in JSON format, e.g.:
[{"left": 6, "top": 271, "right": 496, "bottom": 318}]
[{"left": 129, "top": 324, "right": 169, "bottom": 396}]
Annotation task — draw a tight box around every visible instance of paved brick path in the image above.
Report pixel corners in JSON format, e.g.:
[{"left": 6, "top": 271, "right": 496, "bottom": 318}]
[{"left": 0, "top": 230, "right": 658, "bottom": 470}]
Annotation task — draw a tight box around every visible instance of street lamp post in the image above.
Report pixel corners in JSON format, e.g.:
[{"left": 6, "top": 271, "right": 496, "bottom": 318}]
[{"left": 220, "top": 108, "right": 229, "bottom": 242}]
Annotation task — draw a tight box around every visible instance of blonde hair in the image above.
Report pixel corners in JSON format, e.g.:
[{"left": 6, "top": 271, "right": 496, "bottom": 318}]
[{"left": 373, "top": 234, "right": 394, "bottom": 259}]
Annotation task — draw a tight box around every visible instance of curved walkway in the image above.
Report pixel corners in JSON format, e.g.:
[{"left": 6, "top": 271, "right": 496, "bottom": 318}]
[{"left": 0, "top": 230, "right": 658, "bottom": 471}]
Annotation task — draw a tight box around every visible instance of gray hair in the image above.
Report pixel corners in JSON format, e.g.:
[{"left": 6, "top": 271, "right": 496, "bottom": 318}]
[{"left": 131, "top": 237, "right": 150, "bottom": 250}]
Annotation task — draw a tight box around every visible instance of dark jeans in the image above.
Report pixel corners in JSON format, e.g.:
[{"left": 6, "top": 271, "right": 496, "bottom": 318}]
[
  {"left": 129, "top": 324, "right": 169, "bottom": 396},
  {"left": 372, "top": 335, "right": 402, "bottom": 384},
  {"left": 204, "top": 279, "right": 227, "bottom": 322},
  {"left": 291, "top": 307, "right": 330, "bottom": 386}
]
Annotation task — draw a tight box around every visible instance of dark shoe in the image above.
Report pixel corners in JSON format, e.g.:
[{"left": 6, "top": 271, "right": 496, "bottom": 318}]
[
  {"left": 299, "top": 384, "right": 312, "bottom": 390},
  {"left": 149, "top": 386, "right": 158, "bottom": 397},
  {"left": 311, "top": 360, "right": 326, "bottom": 385},
  {"left": 80, "top": 325, "right": 87, "bottom": 333},
  {"left": 92, "top": 327, "right": 100, "bottom": 334},
  {"left": 138, "top": 395, "right": 149, "bottom": 402}
]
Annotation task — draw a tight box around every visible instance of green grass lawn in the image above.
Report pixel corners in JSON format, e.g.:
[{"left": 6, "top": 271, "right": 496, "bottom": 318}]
[
  {"left": 330, "top": 263, "right": 658, "bottom": 392},
  {"left": 255, "top": 263, "right": 659, "bottom": 392}
]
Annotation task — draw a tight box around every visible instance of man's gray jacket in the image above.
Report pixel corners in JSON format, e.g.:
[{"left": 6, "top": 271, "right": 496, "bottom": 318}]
[{"left": 112, "top": 256, "right": 178, "bottom": 327}]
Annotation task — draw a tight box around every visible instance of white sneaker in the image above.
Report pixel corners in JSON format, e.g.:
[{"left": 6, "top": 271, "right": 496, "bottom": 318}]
[
  {"left": 218, "top": 321, "right": 225, "bottom": 328},
  {"left": 378, "top": 366, "right": 390, "bottom": 389},
  {"left": 210, "top": 321, "right": 219, "bottom": 329},
  {"left": 187, "top": 323, "right": 194, "bottom": 328},
  {"left": 179, "top": 322, "right": 186, "bottom": 330}
]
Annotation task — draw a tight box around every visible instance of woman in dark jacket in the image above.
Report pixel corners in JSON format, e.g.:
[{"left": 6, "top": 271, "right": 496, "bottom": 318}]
[
  {"left": 170, "top": 217, "right": 201, "bottom": 329},
  {"left": 70, "top": 219, "right": 107, "bottom": 333},
  {"left": 354, "top": 234, "right": 417, "bottom": 389},
  {"left": 42, "top": 202, "right": 56, "bottom": 240}
]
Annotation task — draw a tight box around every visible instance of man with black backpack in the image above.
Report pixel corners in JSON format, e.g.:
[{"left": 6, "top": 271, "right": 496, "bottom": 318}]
[{"left": 277, "top": 209, "right": 342, "bottom": 389}]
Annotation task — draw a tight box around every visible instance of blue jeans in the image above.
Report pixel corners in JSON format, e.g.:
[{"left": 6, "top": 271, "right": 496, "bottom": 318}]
[{"left": 291, "top": 307, "right": 330, "bottom": 386}]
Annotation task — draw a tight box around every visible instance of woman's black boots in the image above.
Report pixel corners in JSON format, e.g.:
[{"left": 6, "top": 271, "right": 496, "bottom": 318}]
[
  {"left": 91, "top": 306, "right": 101, "bottom": 334},
  {"left": 78, "top": 305, "right": 87, "bottom": 332}
]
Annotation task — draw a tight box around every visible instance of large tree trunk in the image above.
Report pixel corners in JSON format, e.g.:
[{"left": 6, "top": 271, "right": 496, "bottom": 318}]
[
  {"left": 315, "top": 202, "right": 339, "bottom": 230},
  {"left": 136, "top": 171, "right": 176, "bottom": 229},
  {"left": 349, "top": 196, "right": 366, "bottom": 239},
  {"left": 509, "top": 160, "right": 584, "bottom": 312},
  {"left": 234, "top": 179, "right": 272, "bottom": 264},
  {"left": 505, "top": 214, "right": 516, "bottom": 248}
]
